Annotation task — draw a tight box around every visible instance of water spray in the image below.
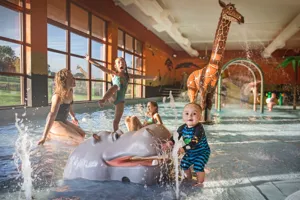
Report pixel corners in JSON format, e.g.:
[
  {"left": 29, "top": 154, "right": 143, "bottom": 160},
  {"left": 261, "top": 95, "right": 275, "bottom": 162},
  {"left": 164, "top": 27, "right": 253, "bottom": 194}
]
[{"left": 14, "top": 113, "right": 33, "bottom": 200}]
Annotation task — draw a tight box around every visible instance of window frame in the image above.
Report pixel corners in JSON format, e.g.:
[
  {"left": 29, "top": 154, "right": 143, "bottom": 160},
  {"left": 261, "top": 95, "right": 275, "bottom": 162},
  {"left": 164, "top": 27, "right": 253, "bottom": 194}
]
[
  {"left": 0, "top": 0, "right": 30, "bottom": 107},
  {"left": 47, "top": 0, "right": 109, "bottom": 103}
]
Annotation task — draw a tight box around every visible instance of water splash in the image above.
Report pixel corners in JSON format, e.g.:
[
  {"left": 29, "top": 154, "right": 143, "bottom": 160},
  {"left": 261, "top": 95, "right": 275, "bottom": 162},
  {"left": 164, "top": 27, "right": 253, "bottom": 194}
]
[
  {"left": 82, "top": 113, "right": 92, "bottom": 134},
  {"left": 168, "top": 91, "right": 175, "bottom": 105},
  {"left": 171, "top": 131, "right": 181, "bottom": 200},
  {"left": 238, "top": 24, "right": 252, "bottom": 60},
  {"left": 162, "top": 96, "right": 166, "bottom": 104},
  {"left": 14, "top": 113, "right": 33, "bottom": 200},
  {"left": 168, "top": 90, "right": 181, "bottom": 199}
]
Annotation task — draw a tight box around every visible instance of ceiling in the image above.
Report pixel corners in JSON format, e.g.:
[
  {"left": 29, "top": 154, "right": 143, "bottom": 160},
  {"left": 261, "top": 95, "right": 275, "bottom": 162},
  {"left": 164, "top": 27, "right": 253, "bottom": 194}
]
[{"left": 114, "top": 0, "right": 300, "bottom": 57}]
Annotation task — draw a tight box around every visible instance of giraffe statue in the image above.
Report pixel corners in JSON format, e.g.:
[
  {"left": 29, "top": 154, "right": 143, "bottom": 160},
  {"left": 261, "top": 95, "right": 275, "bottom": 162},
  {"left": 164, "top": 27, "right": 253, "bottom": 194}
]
[
  {"left": 76, "top": 65, "right": 90, "bottom": 96},
  {"left": 187, "top": 0, "right": 244, "bottom": 121},
  {"left": 77, "top": 65, "right": 89, "bottom": 79},
  {"left": 76, "top": 65, "right": 101, "bottom": 97}
]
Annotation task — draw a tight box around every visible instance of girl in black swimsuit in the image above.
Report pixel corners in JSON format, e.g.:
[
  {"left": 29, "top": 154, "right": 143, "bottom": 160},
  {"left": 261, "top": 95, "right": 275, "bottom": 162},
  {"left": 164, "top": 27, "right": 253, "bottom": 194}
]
[{"left": 38, "top": 69, "right": 86, "bottom": 145}]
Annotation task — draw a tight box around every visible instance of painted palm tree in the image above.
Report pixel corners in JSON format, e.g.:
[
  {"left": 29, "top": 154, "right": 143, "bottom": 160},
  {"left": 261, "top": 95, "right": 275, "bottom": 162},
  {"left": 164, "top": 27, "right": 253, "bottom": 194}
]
[{"left": 277, "top": 56, "right": 300, "bottom": 110}]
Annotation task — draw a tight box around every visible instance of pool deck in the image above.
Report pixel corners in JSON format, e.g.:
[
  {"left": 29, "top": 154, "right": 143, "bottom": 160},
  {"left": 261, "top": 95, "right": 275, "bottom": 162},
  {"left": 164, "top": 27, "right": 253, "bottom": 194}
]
[
  {"left": 179, "top": 105, "right": 300, "bottom": 200},
  {"left": 187, "top": 174, "right": 300, "bottom": 200}
]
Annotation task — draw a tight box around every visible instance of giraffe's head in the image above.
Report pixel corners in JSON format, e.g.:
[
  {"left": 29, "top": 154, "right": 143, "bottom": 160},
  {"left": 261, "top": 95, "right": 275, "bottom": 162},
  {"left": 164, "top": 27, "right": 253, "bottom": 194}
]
[{"left": 219, "top": 0, "right": 244, "bottom": 24}]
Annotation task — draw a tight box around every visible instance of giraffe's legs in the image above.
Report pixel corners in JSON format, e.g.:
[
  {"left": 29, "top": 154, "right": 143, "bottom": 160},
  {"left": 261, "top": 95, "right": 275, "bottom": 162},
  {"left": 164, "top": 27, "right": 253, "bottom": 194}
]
[
  {"left": 206, "top": 91, "right": 214, "bottom": 111},
  {"left": 198, "top": 88, "right": 208, "bottom": 122},
  {"left": 188, "top": 87, "right": 198, "bottom": 103},
  {"left": 205, "top": 91, "right": 215, "bottom": 121}
]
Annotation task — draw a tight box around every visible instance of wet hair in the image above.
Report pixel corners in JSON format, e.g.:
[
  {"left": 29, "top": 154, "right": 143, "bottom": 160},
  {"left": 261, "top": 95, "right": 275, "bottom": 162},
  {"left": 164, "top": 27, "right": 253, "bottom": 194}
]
[
  {"left": 115, "top": 57, "right": 130, "bottom": 81},
  {"left": 54, "top": 69, "right": 72, "bottom": 103},
  {"left": 148, "top": 101, "right": 158, "bottom": 113},
  {"left": 184, "top": 103, "right": 202, "bottom": 112}
]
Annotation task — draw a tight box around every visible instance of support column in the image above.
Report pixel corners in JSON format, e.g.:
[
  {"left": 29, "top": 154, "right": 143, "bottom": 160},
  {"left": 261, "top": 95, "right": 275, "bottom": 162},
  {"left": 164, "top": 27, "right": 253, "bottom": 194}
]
[
  {"left": 106, "top": 22, "right": 118, "bottom": 90},
  {"left": 27, "top": 0, "right": 48, "bottom": 107},
  {"left": 107, "top": 22, "right": 118, "bottom": 67}
]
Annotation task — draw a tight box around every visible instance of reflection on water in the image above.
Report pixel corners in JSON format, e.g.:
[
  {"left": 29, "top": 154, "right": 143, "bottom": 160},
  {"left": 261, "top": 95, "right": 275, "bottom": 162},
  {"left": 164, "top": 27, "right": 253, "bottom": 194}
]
[{"left": 0, "top": 103, "right": 300, "bottom": 199}]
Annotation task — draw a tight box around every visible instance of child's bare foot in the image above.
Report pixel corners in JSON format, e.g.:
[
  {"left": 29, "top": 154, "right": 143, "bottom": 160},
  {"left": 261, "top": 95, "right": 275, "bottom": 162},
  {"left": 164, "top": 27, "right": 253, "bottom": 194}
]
[
  {"left": 98, "top": 99, "right": 105, "bottom": 108},
  {"left": 193, "top": 182, "right": 204, "bottom": 187},
  {"left": 93, "top": 134, "right": 101, "bottom": 143},
  {"left": 204, "top": 168, "right": 211, "bottom": 174}
]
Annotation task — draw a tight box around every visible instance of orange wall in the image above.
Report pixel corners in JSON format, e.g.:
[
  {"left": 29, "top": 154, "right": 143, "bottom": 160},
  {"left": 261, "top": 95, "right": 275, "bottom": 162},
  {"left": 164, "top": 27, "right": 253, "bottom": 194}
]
[
  {"left": 143, "top": 43, "right": 176, "bottom": 86},
  {"left": 173, "top": 50, "right": 300, "bottom": 86}
]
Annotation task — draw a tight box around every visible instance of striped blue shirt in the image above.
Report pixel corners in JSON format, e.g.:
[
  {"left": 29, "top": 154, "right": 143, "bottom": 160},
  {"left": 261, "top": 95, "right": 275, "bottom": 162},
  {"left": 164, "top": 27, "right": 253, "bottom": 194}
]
[{"left": 180, "top": 123, "right": 210, "bottom": 154}]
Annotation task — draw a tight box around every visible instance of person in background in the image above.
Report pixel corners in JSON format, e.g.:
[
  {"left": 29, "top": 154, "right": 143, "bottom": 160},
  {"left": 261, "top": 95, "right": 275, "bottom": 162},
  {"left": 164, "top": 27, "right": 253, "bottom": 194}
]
[
  {"left": 125, "top": 101, "right": 163, "bottom": 131},
  {"left": 267, "top": 92, "right": 277, "bottom": 111}
]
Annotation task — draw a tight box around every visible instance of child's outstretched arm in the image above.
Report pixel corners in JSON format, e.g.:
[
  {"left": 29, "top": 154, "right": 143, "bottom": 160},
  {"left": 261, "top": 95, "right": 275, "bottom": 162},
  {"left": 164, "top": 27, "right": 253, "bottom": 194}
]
[
  {"left": 85, "top": 55, "right": 116, "bottom": 75},
  {"left": 129, "top": 73, "right": 158, "bottom": 81},
  {"left": 38, "top": 95, "right": 61, "bottom": 145}
]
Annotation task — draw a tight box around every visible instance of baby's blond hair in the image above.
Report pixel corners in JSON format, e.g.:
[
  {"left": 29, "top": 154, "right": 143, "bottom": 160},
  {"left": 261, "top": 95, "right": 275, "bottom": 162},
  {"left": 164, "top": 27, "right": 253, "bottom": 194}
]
[{"left": 184, "top": 103, "right": 202, "bottom": 112}]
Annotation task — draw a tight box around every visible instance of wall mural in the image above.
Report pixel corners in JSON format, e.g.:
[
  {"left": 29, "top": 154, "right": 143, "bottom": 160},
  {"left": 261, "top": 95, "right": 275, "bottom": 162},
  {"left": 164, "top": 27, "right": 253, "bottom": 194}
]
[
  {"left": 175, "top": 62, "right": 201, "bottom": 70},
  {"left": 155, "top": 58, "right": 175, "bottom": 86},
  {"left": 164, "top": 58, "right": 173, "bottom": 71},
  {"left": 144, "top": 44, "right": 176, "bottom": 86}
]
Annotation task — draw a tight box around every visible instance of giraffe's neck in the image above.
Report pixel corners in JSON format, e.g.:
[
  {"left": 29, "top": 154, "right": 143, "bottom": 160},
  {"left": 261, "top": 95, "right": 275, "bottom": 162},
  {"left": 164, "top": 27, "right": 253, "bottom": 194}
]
[
  {"left": 208, "top": 17, "right": 231, "bottom": 69},
  {"left": 80, "top": 68, "right": 88, "bottom": 77}
]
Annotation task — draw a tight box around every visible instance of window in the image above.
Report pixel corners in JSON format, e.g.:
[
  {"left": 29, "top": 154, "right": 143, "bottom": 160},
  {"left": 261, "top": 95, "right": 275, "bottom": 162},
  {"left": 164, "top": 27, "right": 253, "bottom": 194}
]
[
  {"left": 92, "top": 15, "right": 106, "bottom": 41},
  {"left": 0, "top": 1, "right": 30, "bottom": 106},
  {"left": 47, "top": 24, "right": 66, "bottom": 53},
  {"left": 5, "top": 0, "right": 23, "bottom": 7},
  {"left": 118, "top": 29, "right": 144, "bottom": 98},
  {"left": 70, "top": 32, "right": 88, "bottom": 56},
  {"left": 70, "top": 4, "right": 88, "bottom": 34},
  {"left": 92, "top": 40, "right": 105, "bottom": 61},
  {"left": 48, "top": 51, "right": 66, "bottom": 75},
  {"left": 47, "top": 1, "right": 107, "bottom": 102},
  {"left": 47, "top": 0, "right": 67, "bottom": 25}
]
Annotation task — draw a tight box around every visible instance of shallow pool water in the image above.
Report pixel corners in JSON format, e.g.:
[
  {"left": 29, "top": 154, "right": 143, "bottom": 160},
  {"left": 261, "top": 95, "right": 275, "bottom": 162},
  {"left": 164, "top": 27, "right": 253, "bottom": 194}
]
[{"left": 0, "top": 101, "right": 300, "bottom": 200}]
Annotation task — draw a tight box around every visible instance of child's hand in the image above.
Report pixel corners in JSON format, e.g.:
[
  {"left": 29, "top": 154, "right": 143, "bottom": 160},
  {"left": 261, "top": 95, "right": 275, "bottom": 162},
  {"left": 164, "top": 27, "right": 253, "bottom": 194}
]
[
  {"left": 38, "top": 138, "right": 46, "bottom": 145},
  {"left": 85, "top": 54, "right": 90, "bottom": 61},
  {"left": 178, "top": 147, "right": 185, "bottom": 154},
  {"left": 72, "top": 117, "right": 79, "bottom": 126}
]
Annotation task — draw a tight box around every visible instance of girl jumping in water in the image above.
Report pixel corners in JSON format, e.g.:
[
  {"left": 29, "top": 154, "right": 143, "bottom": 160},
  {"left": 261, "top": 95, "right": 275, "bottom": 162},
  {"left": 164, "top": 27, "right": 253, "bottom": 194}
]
[{"left": 85, "top": 55, "right": 157, "bottom": 141}]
